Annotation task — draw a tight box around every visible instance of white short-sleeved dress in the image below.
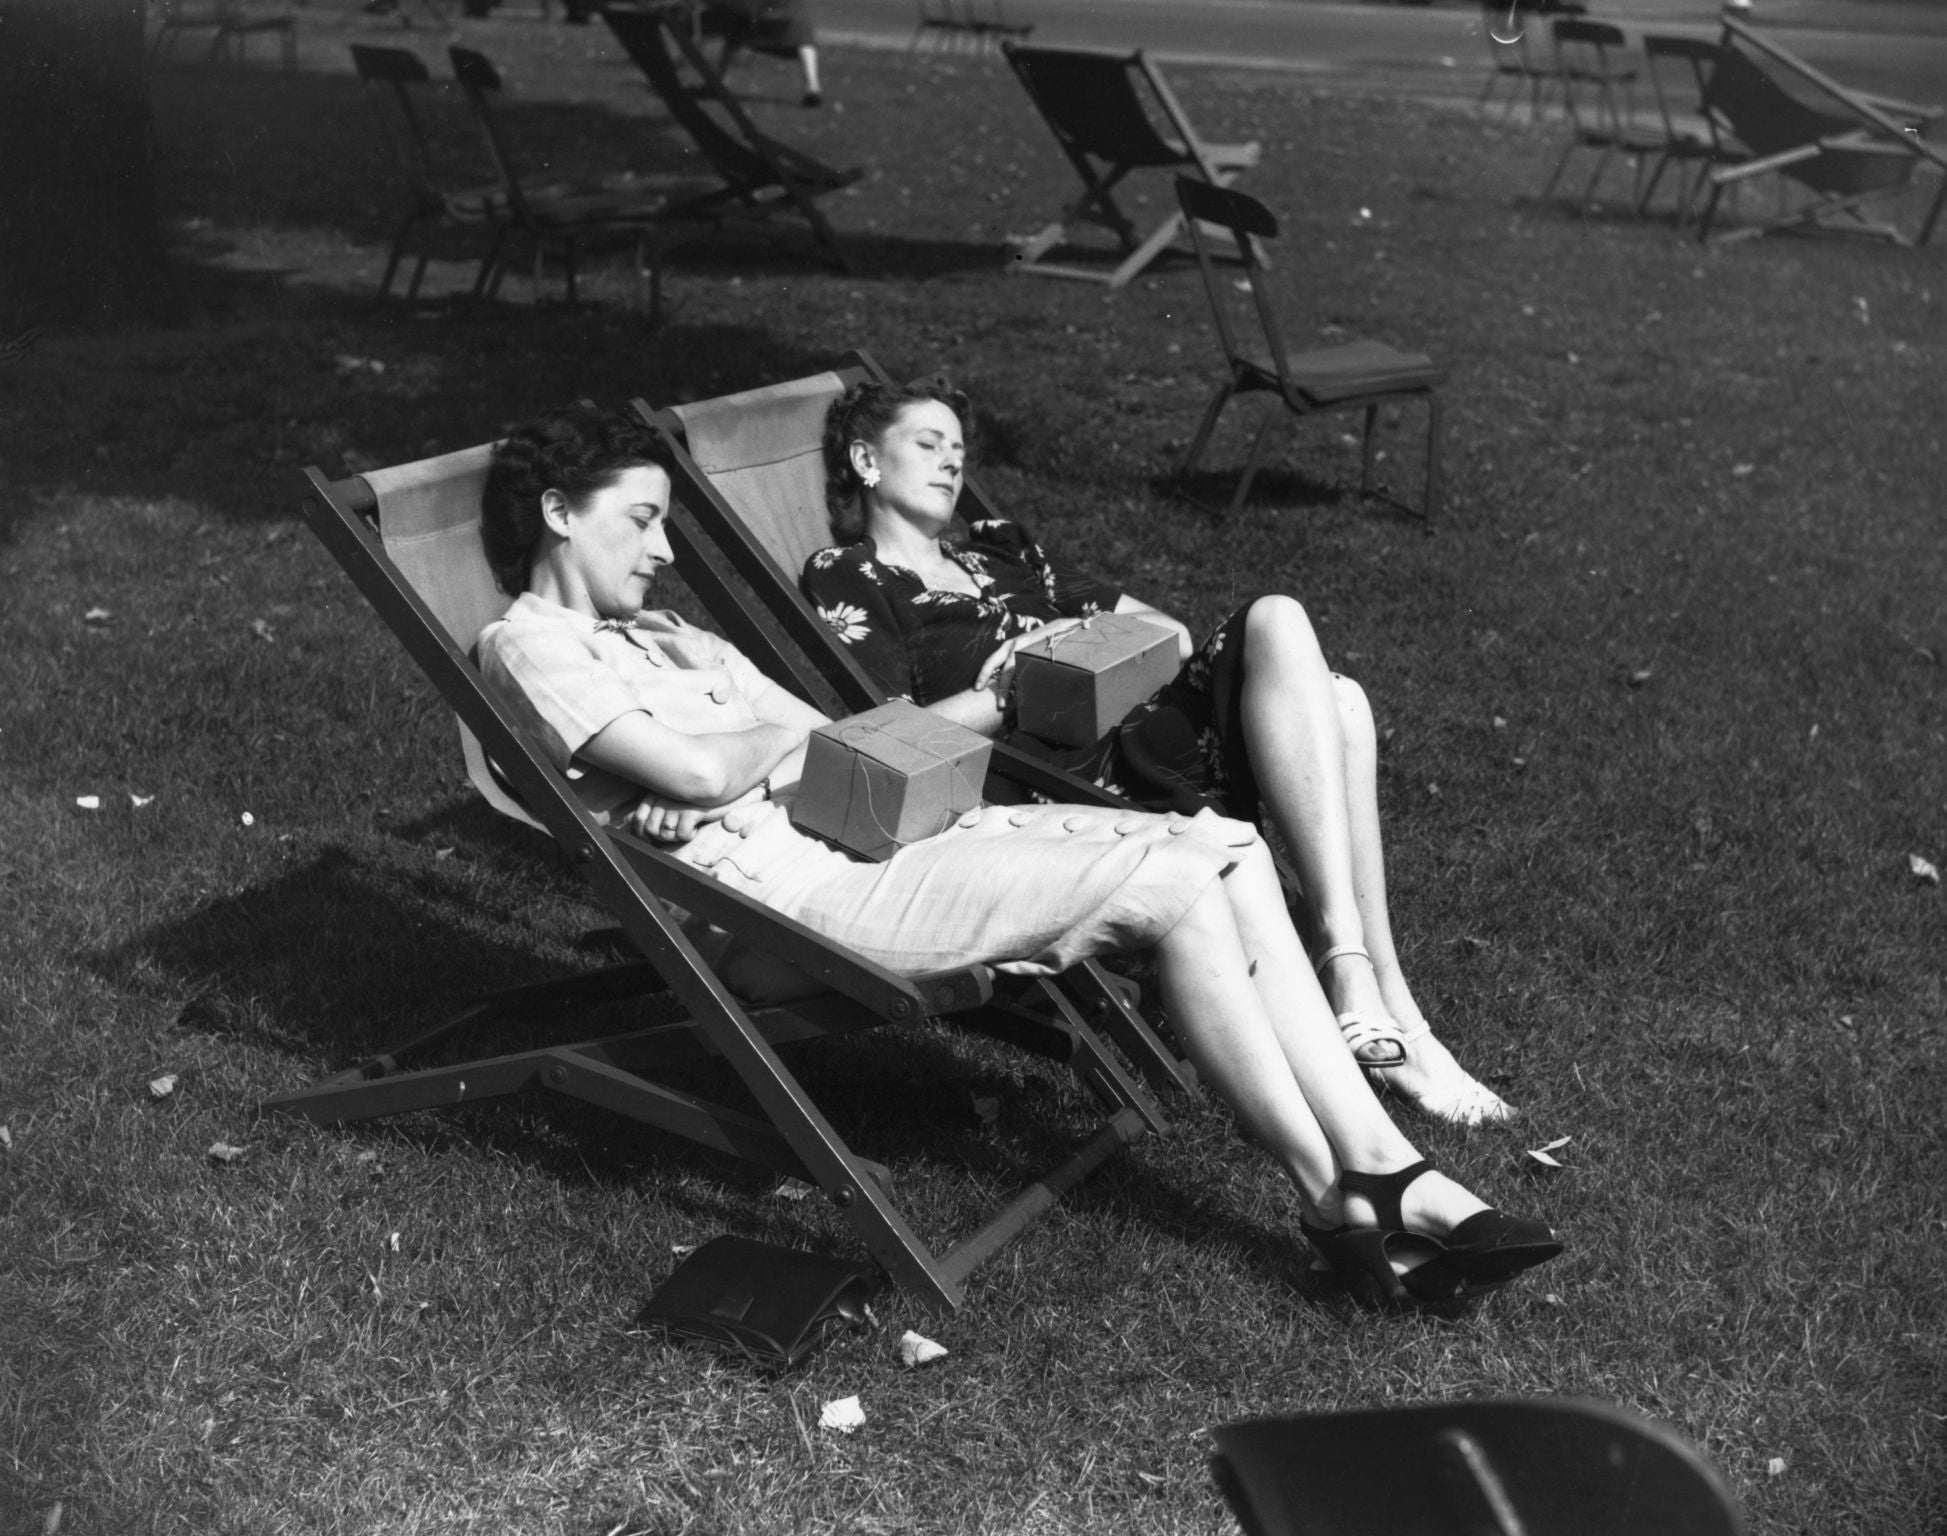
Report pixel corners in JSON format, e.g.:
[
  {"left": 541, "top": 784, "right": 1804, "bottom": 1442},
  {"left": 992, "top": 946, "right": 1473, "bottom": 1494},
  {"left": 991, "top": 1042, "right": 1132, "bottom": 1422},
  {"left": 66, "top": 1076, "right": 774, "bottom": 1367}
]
[{"left": 477, "top": 593, "right": 1258, "bottom": 978}]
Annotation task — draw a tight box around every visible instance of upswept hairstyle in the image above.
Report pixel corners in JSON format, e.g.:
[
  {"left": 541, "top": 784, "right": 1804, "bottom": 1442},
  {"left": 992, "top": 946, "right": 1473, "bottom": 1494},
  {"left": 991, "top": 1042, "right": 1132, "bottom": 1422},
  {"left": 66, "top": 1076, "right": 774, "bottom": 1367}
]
[
  {"left": 820, "top": 376, "right": 973, "bottom": 543},
  {"left": 480, "top": 403, "right": 673, "bottom": 596}
]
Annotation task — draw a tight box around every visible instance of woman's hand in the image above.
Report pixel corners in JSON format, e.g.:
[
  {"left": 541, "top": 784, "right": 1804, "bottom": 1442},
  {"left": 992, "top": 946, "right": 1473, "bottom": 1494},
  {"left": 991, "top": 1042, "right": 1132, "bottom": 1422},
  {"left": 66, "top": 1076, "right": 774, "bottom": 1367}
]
[
  {"left": 974, "top": 617, "right": 1087, "bottom": 696},
  {"left": 625, "top": 783, "right": 766, "bottom": 844}
]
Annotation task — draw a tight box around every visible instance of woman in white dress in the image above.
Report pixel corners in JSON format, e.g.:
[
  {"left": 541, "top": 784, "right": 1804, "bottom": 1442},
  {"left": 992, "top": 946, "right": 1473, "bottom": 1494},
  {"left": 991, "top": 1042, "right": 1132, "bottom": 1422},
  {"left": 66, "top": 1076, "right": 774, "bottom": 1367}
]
[{"left": 474, "top": 405, "right": 1563, "bottom": 1308}]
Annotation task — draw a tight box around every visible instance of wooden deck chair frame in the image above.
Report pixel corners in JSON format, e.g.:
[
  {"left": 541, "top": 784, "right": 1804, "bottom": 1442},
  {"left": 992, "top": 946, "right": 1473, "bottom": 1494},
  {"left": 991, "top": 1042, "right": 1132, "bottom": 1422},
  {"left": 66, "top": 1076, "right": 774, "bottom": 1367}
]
[
  {"left": 447, "top": 45, "right": 684, "bottom": 314},
  {"left": 264, "top": 445, "right": 1182, "bottom": 1313},
  {"left": 601, "top": 2, "right": 861, "bottom": 274},
  {"left": 1001, "top": 42, "right": 1261, "bottom": 289},
  {"left": 1696, "top": 18, "right": 1946, "bottom": 248},
  {"left": 1173, "top": 179, "right": 1446, "bottom": 524},
  {"left": 1212, "top": 1397, "right": 1745, "bottom": 1536},
  {"left": 624, "top": 353, "right": 1203, "bottom": 1102}
]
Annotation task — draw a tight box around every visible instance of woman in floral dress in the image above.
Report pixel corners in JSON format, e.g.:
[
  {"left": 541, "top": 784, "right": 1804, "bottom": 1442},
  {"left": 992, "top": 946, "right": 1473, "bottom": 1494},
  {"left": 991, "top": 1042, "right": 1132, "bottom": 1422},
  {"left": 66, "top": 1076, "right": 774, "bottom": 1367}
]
[{"left": 802, "top": 378, "right": 1510, "bottom": 1126}]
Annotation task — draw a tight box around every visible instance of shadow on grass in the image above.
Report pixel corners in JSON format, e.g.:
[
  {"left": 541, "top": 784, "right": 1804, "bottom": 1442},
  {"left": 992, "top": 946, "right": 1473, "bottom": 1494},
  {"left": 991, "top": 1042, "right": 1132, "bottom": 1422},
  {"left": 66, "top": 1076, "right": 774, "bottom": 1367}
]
[{"left": 95, "top": 831, "right": 1310, "bottom": 1295}]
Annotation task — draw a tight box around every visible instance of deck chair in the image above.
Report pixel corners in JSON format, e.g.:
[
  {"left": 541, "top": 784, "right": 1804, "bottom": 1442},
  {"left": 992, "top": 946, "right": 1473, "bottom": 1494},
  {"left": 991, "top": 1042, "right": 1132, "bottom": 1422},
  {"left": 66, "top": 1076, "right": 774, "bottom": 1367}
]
[
  {"left": 1173, "top": 179, "right": 1445, "bottom": 523},
  {"left": 1001, "top": 42, "right": 1261, "bottom": 289},
  {"left": 1639, "top": 34, "right": 1741, "bottom": 227},
  {"left": 265, "top": 441, "right": 1180, "bottom": 1313},
  {"left": 352, "top": 44, "right": 512, "bottom": 303},
  {"left": 625, "top": 355, "right": 1203, "bottom": 1102},
  {"left": 1540, "top": 19, "right": 1662, "bottom": 209},
  {"left": 1695, "top": 18, "right": 1946, "bottom": 248},
  {"left": 1212, "top": 1398, "right": 1745, "bottom": 1536},
  {"left": 448, "top": 46, "right": 688, "bottom": 312},
  {"left": 602, "top": 3, "right": 860, "bottom": 273}
]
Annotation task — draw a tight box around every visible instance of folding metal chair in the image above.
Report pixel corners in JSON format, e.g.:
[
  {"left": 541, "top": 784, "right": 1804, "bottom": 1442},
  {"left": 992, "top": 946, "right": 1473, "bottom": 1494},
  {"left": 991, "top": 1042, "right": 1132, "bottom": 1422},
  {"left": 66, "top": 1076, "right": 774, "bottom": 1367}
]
[
  {"left": 447, "top": 46, "right": 687, "bottom": 311},
  {"left": 151, "top": 0, "right": 295, "bottom": 70},
  {"left": 602, "top": 2, "right": 861, "bottom": 273},
  {"left": 1474, "top": 0, "right": 1566, "bottom": 123},
  {"left": 625, "top": 355, "right": 1203, "bottom": 1101},
  {"left": 1001, "top": 42, "right": 1261, "bottom": 288},
  {"left": 350, "top": 44, "right": 509, "bottom": 303},
  {"left": 1696, "top": 18, "right": 1946, "bottom": 247},
  {"left": 1540, "top": 19, "right": 1663, "bottom": 209},
  {"left": 1639, "top": 34, "right": 1741, "bottom": 228},
  {"left": 1212, "top": 1398, "right": 1745, "bottom": 1536},
  {"left": 265, "top": 440, "right": 1178, "bottom": 1312},
  {"left": 1173, "top": 179, "right": 1445, "bottom": 523}
]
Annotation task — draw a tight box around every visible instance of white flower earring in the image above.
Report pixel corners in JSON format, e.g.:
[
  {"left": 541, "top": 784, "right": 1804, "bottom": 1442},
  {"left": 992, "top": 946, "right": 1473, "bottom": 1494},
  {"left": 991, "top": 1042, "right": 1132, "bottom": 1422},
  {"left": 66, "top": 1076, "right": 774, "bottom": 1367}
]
[{"left": 859, "top": 465, "right": 881, "bottom": 489}]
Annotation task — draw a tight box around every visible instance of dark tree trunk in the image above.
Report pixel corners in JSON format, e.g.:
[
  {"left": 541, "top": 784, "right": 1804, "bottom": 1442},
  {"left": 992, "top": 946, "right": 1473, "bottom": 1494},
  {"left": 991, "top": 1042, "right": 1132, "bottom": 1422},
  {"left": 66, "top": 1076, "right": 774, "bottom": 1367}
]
[{"left": 0, "top": 0, "right": 168, "bottom": 328}]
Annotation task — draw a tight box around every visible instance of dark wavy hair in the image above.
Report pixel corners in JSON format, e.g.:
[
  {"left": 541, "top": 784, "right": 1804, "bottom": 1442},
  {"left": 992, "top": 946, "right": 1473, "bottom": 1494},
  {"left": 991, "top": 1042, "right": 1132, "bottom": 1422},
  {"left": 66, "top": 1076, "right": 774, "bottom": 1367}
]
[
  {"left": 820, "top": 376, "right": 972, "bottom": 542},
  {"left": 480, "top": 404, "right": 674, "bottom": 596}
]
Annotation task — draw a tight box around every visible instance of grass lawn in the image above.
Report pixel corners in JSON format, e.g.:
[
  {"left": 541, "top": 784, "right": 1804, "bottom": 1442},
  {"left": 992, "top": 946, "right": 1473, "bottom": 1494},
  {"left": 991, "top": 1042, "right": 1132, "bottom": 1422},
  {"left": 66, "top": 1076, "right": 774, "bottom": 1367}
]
[{"left": 3, "top": 10, "right": 1945, "bottom": 1533}]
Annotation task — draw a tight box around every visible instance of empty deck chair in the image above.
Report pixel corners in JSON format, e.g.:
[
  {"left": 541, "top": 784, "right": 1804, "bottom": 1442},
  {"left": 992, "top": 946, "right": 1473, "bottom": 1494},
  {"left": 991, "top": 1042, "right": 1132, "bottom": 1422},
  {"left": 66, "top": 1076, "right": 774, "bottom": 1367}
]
[
  {"left": 1174, "top": 179, "right": 1446, "bottom": 522},
  {"left": 626, "top": 357, "right": 1202, "bottom": 1100},
  {"left": 1696, "top": 18, "right": 1945, "bottom": 247},
  {"left": 602, "top": 2, "right": 861, "bottom": 272},
  {"left": 1212, "top": 1398, "right": 1745, "bottom": 1536},
  {"left": 264, "top": 438, "right": 1175, "bottom": 1312},
  {"left": 1002, "top": 42, "right": 1261, "bottom": 288}
]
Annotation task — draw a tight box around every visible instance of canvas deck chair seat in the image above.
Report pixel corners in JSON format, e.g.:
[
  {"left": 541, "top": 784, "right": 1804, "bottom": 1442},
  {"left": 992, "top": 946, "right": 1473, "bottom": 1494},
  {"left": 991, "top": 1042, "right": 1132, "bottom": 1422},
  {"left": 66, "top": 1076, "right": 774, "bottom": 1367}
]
[
  {"left": 1695, "top": 19, "right": 1945, "bottom": 247},
  {"left": 602, "top": 2, "right": 861, "bottom": 273},
  {"left": 1002, "top": 42, "right": 1261, "bottom": 289},
  {"left": 264, "top": 439, "right": 1187, "bottom": 1312},
  {"left": 1211, "top": 1398, "right": 1745, "bottom": 1536},
  {"left": 626, "top": 356, "right": 1203, "bottom": 1101}
]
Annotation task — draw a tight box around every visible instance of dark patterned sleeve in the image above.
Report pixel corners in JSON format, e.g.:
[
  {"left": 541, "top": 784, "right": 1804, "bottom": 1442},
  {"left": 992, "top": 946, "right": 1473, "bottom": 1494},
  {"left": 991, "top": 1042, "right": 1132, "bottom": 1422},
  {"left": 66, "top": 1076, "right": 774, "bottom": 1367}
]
[
  {"left": 981, "top": 520, "right": 1122, "bottom": 618},
  {"left": 801, "top": 546, "right": 918, "bottom": 700}
]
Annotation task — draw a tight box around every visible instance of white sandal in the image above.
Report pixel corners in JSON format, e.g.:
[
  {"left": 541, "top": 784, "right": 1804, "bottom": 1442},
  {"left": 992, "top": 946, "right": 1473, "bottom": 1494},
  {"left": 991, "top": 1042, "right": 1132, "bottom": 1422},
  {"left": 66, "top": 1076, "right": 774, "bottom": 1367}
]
[
  {"left": 1383, "top": 1020, "right": 1516, "bottom": 1127},
  {"left": 1315, "top": 943, "right": 1515, "bottom": 1126},
  {"left": 1312, "top": 943, "right": 1408, "bottom": 1069}
]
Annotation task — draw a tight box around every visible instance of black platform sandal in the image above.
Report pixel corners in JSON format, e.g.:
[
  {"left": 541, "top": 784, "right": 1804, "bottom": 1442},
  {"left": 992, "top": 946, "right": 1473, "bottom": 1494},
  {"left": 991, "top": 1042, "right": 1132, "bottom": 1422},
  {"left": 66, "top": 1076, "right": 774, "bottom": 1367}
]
[{"left": 1333, "top": 1158, "right": 1564, "bottom": 1305}]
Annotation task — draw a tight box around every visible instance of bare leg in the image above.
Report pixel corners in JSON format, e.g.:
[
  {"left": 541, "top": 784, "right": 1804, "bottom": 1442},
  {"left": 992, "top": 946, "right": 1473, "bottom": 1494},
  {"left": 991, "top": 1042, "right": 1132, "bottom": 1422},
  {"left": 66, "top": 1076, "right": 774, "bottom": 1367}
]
[
  {"left": 1334, "top": 675, "right": 1511, "bottom": 1120},
  {"left": 1153, "top": 843, "right": 1490, "bottom": 1238},
  {"left": 1237, "top": 597, "right": 1511, "bottom": 1123}
]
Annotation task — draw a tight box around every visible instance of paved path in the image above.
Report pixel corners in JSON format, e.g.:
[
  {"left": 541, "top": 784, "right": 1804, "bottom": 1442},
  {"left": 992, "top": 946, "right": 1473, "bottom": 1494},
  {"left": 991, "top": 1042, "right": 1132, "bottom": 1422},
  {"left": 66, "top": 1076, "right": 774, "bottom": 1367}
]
[{"left": 816, "top": 0, "right": 1947, "bottom": 108}]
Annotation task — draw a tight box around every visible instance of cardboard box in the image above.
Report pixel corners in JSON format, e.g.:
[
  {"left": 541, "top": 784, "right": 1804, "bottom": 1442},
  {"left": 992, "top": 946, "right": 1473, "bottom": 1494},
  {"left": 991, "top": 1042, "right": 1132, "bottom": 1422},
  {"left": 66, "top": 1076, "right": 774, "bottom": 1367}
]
[
  {"left": 1013, "top": 614, "right": 1180, "bottom": 748},
  {"left": 791, "top": 698, "right": 992, "bottom": 861}
]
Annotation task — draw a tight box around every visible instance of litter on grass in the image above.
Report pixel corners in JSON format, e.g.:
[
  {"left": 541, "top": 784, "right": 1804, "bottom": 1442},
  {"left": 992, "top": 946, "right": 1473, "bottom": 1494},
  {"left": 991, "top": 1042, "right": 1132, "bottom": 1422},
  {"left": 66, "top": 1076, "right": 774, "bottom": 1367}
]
[
  {"left": 773, "top": 1178, "right": 816, "bottom": 1201},
  {"left": 820, "top": 1396, "right": 866, "bottom": 1433},
  {"left": 130, "top": 794, "right": 154, "bottom": 808},
  {"left": 148, "top": 1074, "right": 178, "bottom": 1100},
  {"left": 1525, "top": 1135, "right": 1572, "bottom": 1169},
  {"left": 897, "top": 1330, "right": 949, "bottom": 1368},
  {"left": 208, "top": 1141, "right": 246, "bottom": 1163},
  {"left": 75, "top": 796, "right": 101, "bottom": 811},
  {"left": 1907, "top": 853, "right": 1940, "bottom": 885}
]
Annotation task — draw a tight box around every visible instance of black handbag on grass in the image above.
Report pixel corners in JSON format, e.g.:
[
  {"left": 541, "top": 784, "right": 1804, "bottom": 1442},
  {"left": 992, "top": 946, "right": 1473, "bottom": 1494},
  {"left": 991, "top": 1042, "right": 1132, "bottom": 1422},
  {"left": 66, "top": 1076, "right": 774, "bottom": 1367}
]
[{"left": 639, "top": 1236, "right": 883, "bottom": 1367}]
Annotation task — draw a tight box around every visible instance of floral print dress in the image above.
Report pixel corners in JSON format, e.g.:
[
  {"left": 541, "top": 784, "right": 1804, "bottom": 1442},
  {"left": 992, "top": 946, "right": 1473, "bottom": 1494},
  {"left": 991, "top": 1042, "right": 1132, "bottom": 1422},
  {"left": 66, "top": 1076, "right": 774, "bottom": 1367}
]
[{"left": 803, "top": 519, "right": 1264, "bottom": 822}]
